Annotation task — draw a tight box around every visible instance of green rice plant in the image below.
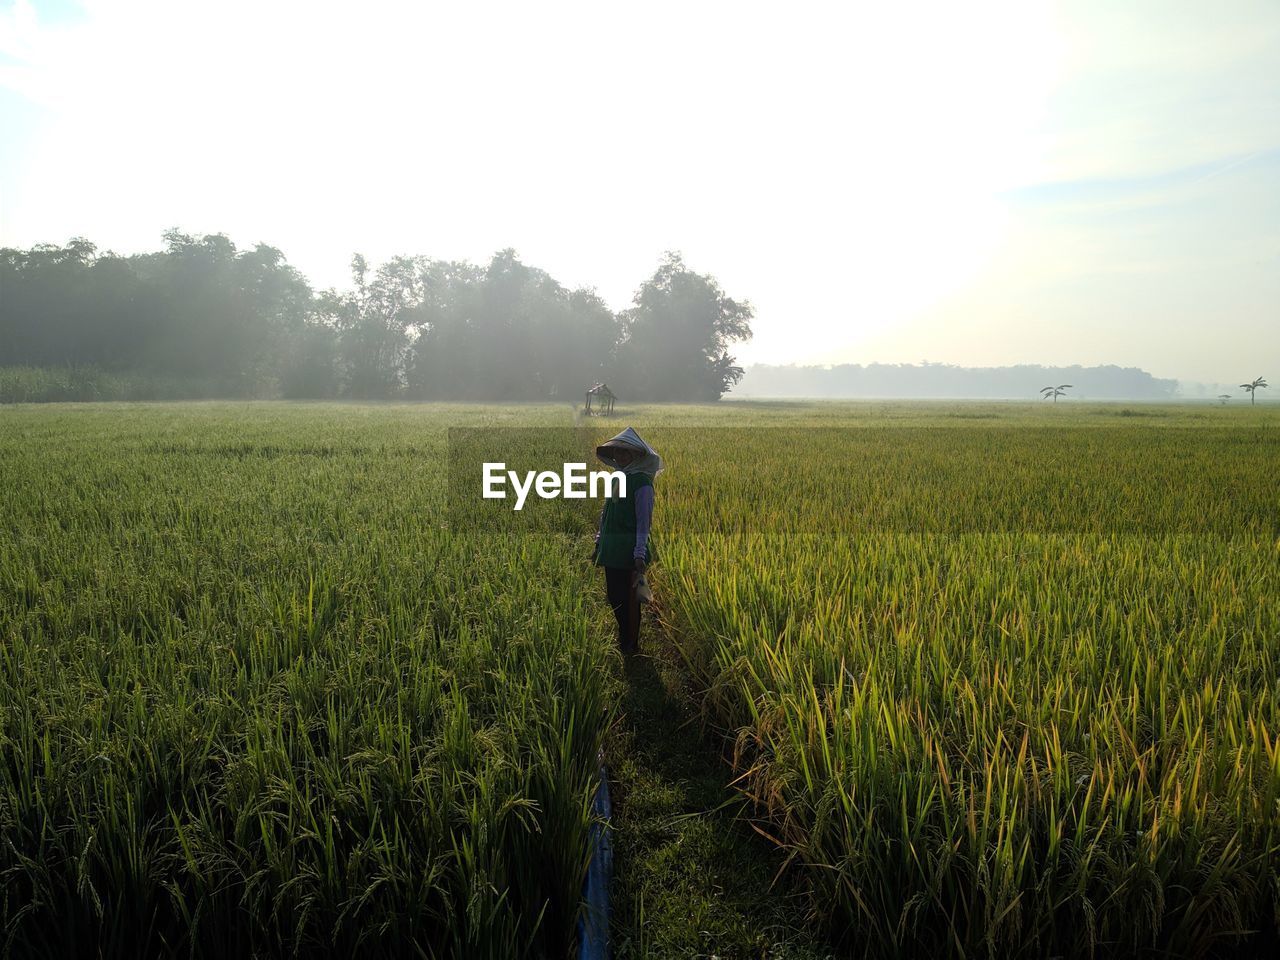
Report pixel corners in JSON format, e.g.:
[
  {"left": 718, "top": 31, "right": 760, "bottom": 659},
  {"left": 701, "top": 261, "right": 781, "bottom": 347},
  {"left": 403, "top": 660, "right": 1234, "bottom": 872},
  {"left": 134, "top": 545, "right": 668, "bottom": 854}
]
[
  {"left": 0, "top": 365, "right": 229, "bottom": 402},
  {"left": 0, "top": 402, "right": 616, "bottom": 959},
  {"left": 639, "top": 403, "right": 1280, "bottom": 957},
  {"left": 5, "top": 397, "right": 1275, "bottom": 957}
]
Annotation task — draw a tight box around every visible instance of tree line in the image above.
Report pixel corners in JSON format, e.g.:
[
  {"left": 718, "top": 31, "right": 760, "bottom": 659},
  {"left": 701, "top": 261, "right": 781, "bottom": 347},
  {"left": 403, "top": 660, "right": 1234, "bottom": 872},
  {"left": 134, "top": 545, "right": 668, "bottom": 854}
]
[
  {"left": 733, "top": 362, "right": 1181, "bottom": 400},
  {"left": 0, "top": 232, "right": 753, "bottom": 402}
]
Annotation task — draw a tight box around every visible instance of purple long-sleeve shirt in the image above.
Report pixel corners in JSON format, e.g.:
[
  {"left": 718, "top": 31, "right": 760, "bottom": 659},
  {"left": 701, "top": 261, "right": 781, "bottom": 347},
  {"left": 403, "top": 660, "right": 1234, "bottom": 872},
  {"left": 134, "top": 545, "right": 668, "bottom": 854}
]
[{"left": 595, "top": 485, "right": 654, "bottom": 559}]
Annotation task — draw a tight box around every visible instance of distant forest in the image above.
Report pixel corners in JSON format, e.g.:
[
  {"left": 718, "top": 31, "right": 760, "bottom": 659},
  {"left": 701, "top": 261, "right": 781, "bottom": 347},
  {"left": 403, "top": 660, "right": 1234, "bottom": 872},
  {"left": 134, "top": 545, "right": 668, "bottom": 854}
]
[
  {"left": 0, "top": 233, "right": 752, "bottom": 402},
  {"left": 733, "top": 362, "right": 1182, "bottom": 400}
]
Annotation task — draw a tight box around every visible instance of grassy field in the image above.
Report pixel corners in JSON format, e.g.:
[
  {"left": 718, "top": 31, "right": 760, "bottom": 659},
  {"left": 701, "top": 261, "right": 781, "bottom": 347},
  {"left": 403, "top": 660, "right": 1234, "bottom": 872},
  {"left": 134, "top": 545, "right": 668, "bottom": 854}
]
[
  {"left": 639, "top": 401, "right": 1280, "bottom": 957},
  {"left": 0, "top": 403, "right": 618, "bottom": 958},
  {"left": 1, "top": 399, "right": 1276, "bottom": 958}
]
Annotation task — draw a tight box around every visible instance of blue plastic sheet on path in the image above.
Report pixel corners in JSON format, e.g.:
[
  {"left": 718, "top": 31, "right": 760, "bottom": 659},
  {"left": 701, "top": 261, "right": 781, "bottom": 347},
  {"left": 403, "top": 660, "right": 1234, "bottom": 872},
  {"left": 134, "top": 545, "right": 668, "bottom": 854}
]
[{"left": 577, "top": 756, "right": 612, "bottom": 960}]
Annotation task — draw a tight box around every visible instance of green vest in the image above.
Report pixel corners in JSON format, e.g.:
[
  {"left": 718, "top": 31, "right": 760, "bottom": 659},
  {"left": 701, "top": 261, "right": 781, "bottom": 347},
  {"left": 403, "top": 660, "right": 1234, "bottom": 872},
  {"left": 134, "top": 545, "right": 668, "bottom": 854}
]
[{"left": 594, "top": 473, "right": 656, "bottom": 568}]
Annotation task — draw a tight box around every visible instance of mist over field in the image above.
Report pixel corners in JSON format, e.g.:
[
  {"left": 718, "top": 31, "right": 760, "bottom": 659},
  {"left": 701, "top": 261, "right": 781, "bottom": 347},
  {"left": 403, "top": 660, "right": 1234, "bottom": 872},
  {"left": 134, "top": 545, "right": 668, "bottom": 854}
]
[
  {"left": 0, "top": 236, "right": 1271, "bottom": 405},
  {"left": 730, "top": 361, "right": 1183, "bottom": 400}
]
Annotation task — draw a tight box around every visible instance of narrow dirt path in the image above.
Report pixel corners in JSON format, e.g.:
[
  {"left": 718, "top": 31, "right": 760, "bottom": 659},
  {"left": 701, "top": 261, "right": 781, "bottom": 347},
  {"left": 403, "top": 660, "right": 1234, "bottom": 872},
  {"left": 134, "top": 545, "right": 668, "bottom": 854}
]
[
  {"left": 574, "top": 414, "right": 828, "bottom": 956},
  {"left": 603, "top": 619, "right": 831, "bottom": 959}
]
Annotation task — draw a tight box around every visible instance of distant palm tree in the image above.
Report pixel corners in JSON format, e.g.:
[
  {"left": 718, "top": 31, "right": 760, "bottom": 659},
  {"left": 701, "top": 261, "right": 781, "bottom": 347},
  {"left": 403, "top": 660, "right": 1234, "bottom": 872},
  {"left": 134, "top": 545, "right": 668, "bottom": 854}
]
[
  {"left": 1217, "top": 394, "right": 1233, "bottom": 406},
  {"left": 1040, "top": 384, "right": 1073, "bottom": 403},
  {"left": 1239, "top": 376, "right": 1268, "bottom": 406}
]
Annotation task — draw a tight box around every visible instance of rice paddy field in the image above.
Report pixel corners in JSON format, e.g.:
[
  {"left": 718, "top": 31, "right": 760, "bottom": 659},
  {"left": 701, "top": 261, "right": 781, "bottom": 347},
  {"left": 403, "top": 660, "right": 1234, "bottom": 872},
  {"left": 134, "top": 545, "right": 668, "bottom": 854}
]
[
  {"left": 0, "top": 404, "right": 613, "bottom": 958},
  {"left": 1, "top": 399, "right": 1277, "bottom": 958}
]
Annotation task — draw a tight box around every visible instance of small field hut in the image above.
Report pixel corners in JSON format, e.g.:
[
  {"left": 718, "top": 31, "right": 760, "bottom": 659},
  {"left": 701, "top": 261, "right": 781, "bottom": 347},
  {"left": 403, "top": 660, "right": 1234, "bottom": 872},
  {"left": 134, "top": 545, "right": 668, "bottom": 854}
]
[{"left": 584, "top": 382, "right": 616, "bottom": 416}]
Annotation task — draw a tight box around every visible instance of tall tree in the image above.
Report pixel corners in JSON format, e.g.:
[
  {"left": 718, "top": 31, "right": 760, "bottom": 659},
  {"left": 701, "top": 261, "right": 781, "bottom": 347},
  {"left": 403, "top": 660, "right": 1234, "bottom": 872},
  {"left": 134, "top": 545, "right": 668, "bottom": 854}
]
[
  {"left": 404, "top": 250, "right": 621, "bottom": 402},
  {"left": 129, "top": 230, "right": 311, "bottom": 394},
  {"left": 1, "top": 233, "right": 311, "bottom": 395},
  {"left": 612, "top": 252, "right": 753, "bottom": 401},
  {"left": 317, "top": 254, "right": 425, "bottom": 398},
  {"left": 1240, "top": 376, "right": 1268, "bottom": 405},
  {"left": 403, "top": 259, "right": 485, "bottom": 399}
]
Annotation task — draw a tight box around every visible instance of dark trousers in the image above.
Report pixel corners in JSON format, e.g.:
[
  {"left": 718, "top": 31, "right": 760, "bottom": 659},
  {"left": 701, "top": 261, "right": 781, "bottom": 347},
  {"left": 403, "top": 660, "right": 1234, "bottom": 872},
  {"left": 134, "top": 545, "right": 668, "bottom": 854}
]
[{"left": 604, "top": 565, "right": 641, "bottom": 652}]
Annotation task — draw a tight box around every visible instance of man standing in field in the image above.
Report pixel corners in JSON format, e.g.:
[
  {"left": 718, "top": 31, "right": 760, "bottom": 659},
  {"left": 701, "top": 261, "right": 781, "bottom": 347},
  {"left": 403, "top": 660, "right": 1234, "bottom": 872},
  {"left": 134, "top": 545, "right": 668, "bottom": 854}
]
[{"left": 593, "top": 427, "right": 661, "bottom": 654}]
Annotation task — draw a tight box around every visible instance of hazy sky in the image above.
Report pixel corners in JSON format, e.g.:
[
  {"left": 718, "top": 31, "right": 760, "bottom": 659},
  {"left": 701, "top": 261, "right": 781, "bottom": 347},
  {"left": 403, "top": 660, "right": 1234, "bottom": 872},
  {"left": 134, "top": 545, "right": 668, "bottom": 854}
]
[{"left": 2, "top": 0, "right": 1277, "bottom": 384}]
